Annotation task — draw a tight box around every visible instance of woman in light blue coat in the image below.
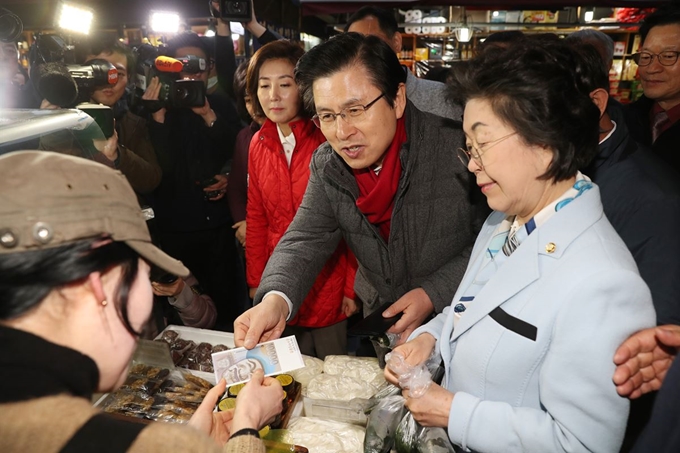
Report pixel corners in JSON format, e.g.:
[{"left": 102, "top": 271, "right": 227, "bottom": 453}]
[{"left": 386, "top": 40, "right": 656, "bottom": 452}]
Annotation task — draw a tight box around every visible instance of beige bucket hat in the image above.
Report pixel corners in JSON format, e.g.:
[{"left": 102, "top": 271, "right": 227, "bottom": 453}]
[{"left": 0, "top": 151, "right": 188, "bottom": 277}]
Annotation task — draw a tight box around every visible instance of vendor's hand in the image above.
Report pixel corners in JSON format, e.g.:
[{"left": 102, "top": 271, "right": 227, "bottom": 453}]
[
  {"left": 204, "top": 174, "right": 227, "bottom": 201},
  {"left": 40, "top": 98, "right": 60, "bottom": 110},
  {"left": 142, "top": 76, "right": 166, "bottom": 123},
  {"left": 93, "top": 128, "right": 119, "bottom": 162},
  {"left": 384, "top": 333, "right": 436, "bottom": 385},
  {"left": 232, "top": 220, "right": 246, "bottom": 247},
  {"left": 403, "top": 382, "right": 453, "bottom": 428},
  {"left": 613, "top": 325, "right": 680, "bottom": 399},
  {"left": 152, "top": 278, "right": 185, "bottom": 297},
  {"left": 384, "top": 288, "right": 435, "bottom": 345},
  {"left": 188, "top": 378, "right": 234, "bottom": 446},
  {"left": 341, "top": 297, "right": 359, "bottom": 318},
  {"left": 234, "top": 294, "right": 289, "bottom": 349},
  {"left": 232, "top": 369, "right": 284, "bottom": 433}
]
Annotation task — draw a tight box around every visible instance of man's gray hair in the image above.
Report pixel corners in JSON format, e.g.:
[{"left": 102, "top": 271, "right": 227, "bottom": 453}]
[{"left": 565, "top": 29, "right": 614, "bottom": 70}]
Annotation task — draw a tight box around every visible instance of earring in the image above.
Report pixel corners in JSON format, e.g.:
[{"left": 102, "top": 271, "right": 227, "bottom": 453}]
[{"left": 101, "top": 299, "right": 108, "bottom": 307}]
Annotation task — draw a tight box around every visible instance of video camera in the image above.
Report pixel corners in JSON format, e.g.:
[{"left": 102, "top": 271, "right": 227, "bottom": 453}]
[
  {"left": 28, "top": 33, "right": 118, "bottom": 108},
  {"left": 209, "top": 0, "right": 252, "bottom": 22},
  {"left": 0, "top": 7, "right": 23, "bottom": 43},
  {"left": 133, "top": 43, "right": 206, "bottom": 111}
]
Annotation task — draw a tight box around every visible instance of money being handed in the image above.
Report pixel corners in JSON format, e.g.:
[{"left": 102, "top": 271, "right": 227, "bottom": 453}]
[{"left": 212, "top": 335, "right": 305, "bottom": 386}]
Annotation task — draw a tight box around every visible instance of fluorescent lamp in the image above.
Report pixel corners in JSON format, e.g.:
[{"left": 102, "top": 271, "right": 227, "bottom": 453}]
[
  {"left": 492, "top": 11, "right": 500, "bottom": 18},
  {"left": 585, "top": 10, "right": 594, "bottom": 22},
  {"left": 57, "top": 2, "right": 94, "bottom": 35},
  {"left": 455, "top": 27, "right": 473, "bottom": 43},
  {"left": 150, "top": 11, "right": 180, "bottom": 34}
]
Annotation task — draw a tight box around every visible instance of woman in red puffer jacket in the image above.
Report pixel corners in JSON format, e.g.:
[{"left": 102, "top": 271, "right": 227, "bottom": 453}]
[{"left": 245, "top": 41, "right": 357, "bottom": 359}]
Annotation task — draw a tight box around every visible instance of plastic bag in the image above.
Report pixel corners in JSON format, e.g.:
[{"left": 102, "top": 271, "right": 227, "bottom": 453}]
[
  {"left": 385, "top": 351, "right": 432, "bottom": 398},
  {"left": 416, "top": 427, "right": 456, "bottom": 453},
  {"left": 394, "top": 412, "right": 455, "bottom": 453},
  {"left": 364, "top": 395, "right": 406, "bottom": 453},
  {"left": 394, "top": 411, "right": 420, "bottom": 453}
]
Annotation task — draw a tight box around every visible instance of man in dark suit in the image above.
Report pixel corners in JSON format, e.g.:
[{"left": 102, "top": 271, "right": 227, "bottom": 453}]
[{"left": 623, "top": 4, "right": 680, "bottom": 174}]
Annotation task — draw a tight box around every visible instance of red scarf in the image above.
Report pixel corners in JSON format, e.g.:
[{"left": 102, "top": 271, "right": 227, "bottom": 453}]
[{"left": 353, "top": 116, "right": 407, "bottom": 241}]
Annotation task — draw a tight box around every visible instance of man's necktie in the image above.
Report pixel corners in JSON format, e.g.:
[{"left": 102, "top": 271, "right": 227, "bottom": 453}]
[
  {"left": 652, "top": 110, "right": 669, "bottom": 144},
  {"left": 502, "top": 228, "right": 520, "bottom": 256}
]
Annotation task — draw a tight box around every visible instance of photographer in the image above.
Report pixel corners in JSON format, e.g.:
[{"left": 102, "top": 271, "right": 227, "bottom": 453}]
[
  {"left": 37, "top": 37, "right": 162, "bottom": 197},
  {"left": 151, "top": 272, "right": 218, "bottom": 330},
  {"left": 84, "top": 37, "right": 162, "bottom": 195},
  {"left": 145, "top": 32, "right": 247, "bottom": 330},
  {"left": 211, "top": 0, "right": 281, "bottom": 99},
  {"left": 0, "top": 41, "right": 38, "bottom": 109}
]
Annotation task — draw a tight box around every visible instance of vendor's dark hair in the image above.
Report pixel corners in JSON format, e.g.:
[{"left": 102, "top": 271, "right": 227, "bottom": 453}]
[
  {"left": 165, "top": 32, "right": 210, "bottom": 58},
  {"left": 295, "top": 33, "right": 406, "bottom": 115},
  {"left": 246, "top": 40, "right": 306, "bottom": 119},
  {"left": 344, "top": 6, "right": 399, "bottom": 37},
  {"left": 640, "top": 4, "right": 680, "bottom": 44},
  {"left": 0, "top": 239, "right": 143, "bottom": 336},
  {"left": 449, "top": 39, "right": 599, "bottom": 182}
]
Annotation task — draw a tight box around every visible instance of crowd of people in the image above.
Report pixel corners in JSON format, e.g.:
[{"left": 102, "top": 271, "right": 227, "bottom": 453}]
[{"left": 2, "top": 2, "right": 680, "bottom": 452}]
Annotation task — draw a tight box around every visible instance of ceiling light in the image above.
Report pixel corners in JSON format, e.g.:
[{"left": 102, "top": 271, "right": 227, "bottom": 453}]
[
  {"left": 57, "top": 2, "right": 94, "bottom": 35},
  {"left": 150, "top": 11, "right": 180, "bottom": 34}
]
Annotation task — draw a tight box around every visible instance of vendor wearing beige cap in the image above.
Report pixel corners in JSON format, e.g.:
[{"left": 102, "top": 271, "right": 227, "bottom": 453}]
[{"left": 0, "top": 151, "right": 283, "bottom": 453}]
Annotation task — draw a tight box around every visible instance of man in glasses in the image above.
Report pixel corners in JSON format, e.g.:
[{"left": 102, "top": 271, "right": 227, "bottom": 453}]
[
  {"left": 234, "top": 33, "right": 485, "bottom": 359},
  {"left": 623, "top": 4, "right": 680, "bottom": 174},
  {"left": 344, "top": 6, "right": 462, "bottom": 121}
]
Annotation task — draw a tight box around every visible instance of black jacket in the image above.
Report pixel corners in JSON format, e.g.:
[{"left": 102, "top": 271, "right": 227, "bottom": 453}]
[
  {"left": 148, "top": 94, "right": 242, "bottom": 233},
  {"left": 623, "top": 95, "right": 680, "bottom": 175},
  {"left": 583, "top": 105, "right": 680, "bottom": 325}
]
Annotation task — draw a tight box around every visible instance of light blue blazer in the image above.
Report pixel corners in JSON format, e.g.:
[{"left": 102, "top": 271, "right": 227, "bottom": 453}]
[{"left": 414, "top": 185, "right": 655, "bottom": 453}]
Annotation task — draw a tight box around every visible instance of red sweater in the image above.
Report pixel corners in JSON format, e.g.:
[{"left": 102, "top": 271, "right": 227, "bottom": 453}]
[{"left": 246, "top": 118, "right": 356, "bottom": 328}]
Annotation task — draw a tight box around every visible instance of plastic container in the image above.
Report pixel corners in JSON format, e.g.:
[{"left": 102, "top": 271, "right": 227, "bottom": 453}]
[
  {"left": 302, "top": 395, "right": 371, "bottom": 426},
  {"left": 155, "top": 325, "right": 235, "bottom": 384}
]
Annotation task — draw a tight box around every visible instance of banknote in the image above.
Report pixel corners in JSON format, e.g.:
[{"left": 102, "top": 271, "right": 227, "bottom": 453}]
[{"left": 212, "top": 335, "right": 305, "bottom": 386}]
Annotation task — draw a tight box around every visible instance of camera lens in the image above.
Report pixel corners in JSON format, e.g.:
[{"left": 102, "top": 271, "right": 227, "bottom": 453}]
[
  {"left": 0, "top": 9, "right": 22, "bottom": 43},
  {"left": 227, "top": 2, "right": 245, "bottom": 14},
  {"left": 174, "top": 85, "right": 190, "bottom": 100}
]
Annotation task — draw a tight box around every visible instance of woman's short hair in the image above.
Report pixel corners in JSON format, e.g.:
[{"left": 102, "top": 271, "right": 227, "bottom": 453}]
[
  {"left": 294, "top": 32, "right": 406, "bottom": 116},
  {"left": 246, "top": 40, "right": 305, "bottom": 119},
  {"left": 0, "top": 239, "right": 143, "bottom": 336},
  {"left": 233, "top": 59, "right": 251, "bottom": 122},
  {"left": 449, "top": 39, "right": 600, "bottom": 182}
]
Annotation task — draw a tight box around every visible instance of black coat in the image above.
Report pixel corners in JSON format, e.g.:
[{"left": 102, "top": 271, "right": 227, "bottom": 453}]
[
  {"left": 623, "top": 95, "right": 680, "bottom": 175},
  {"left": 583, "top": 104, "right": 680, "bottom": 325}
]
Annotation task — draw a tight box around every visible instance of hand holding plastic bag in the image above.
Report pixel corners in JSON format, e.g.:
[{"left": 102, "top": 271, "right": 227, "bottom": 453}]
[{"left": 385, "top": 350, "right": 432, "bottom": 398}]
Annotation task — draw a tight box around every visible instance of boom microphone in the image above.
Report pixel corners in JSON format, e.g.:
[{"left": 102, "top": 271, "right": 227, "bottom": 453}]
[
  {"left": 154, "top": 55, "right": 206, "bottom": 74},
  {"left": 154, "top": 56, "right": 184, "bottom": 73}
]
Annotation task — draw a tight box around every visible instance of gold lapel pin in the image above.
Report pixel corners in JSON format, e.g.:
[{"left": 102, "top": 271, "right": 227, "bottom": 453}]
[{"left": 545, "top": 242, "right": 556, "bottom": 253}]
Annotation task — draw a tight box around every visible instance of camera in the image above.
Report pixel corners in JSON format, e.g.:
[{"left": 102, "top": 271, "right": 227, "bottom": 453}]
[
  {"left": 28, "top": 33, "right": 118, "bottom": 108},
  {"left": 133, "top": 43, "right": 206, "bottom": 110},
  {"left": 199, "top": 176, "right": 220, "bottom": 200},
  {"left": 219, "top": 0, "right": 252, "bottom": 21},
  {"left": 0, "top": 7, "right": 23, "bottom": 43}
]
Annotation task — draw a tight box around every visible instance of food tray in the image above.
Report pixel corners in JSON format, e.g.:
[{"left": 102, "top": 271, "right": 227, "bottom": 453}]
[{"left": 155, "top": 325, "right": 235, "bottom": 384}]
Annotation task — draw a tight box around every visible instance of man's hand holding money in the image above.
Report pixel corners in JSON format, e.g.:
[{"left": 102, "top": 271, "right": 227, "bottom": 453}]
[{"left": 234, "top": 294, "right": 289, "bottom": 349}]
